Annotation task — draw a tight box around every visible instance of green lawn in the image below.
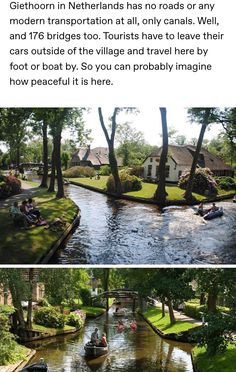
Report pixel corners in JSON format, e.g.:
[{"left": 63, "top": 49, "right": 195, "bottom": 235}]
[
  {"left": 0, "top": 188, "right": 78, "bottom": 263},
  {"left": 70, "top": 176, "right": 107, "bottom": 189},
  {"left": 193, "top": 344, "right": 236, "bottom": 372},
  {"left": 143, "top": 307, "right": 198, "bottom": 335},
  {"left": 32, "top": 323, "right": 76, "bottom": 335},
  {"left": 70, "top": 177, "right": 235, "bottom": 202},
  {"left": 80, "top": 306, "right": 106, "bottom": 317}
]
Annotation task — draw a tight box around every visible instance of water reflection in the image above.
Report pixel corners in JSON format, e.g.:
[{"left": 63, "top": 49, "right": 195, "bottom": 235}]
[
  {"left": 28, "top": 309, "right": 193, "bottom": 371},
  {"left": 49, "top": 185, "right": 236, "bottom": 264}
]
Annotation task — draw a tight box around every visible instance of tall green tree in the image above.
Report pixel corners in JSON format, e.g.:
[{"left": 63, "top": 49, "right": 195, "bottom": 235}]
[
  {"left": 184, "top": 108, "right": 218, "bottom": 201},
  {"left": 154, "top": 108, "right": 168, "bottom": 203}
]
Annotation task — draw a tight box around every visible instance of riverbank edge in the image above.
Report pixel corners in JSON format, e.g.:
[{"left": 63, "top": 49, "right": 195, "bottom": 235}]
[
  {"left": 69, "top": 180, "right": 235, "bottom": 206},
  {"left": 23, "top": 325, "right": 82, "bottom": 343},
  {"left": 1, "top": 349, "right": 36, "bottom": 372},
  {"left": 36, "top": 209, "right": 81, "bottom": 264},
  {"left": 139, "top": 311, "right": 201, "bottom": 343}
]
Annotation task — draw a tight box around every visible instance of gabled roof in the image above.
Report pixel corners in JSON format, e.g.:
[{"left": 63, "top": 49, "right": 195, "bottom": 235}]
[
  {"left": 71, "top": 147, "right": 122, "bottom": 167},
  {"left": 145, "top": 145, "right": 233, "bottom": 171}
]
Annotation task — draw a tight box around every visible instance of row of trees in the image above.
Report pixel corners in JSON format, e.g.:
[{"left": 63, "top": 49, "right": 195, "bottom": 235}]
[{"left": 0, "top": 107, "right": 235, "bottom": 202}]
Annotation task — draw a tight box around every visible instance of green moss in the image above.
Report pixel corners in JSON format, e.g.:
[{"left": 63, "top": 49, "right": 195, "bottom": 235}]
[
  {"left": 143, "top": 307, "right": 198, "bottom": 335},
  {"left": 70, "top": 176, "right": 108, "bottom": 189},
  {"left": 193, "top": 344, "right": 236, "bottom": 372},
  {"left": 0, "top": 188, "right": 78, "bottom": 264}
]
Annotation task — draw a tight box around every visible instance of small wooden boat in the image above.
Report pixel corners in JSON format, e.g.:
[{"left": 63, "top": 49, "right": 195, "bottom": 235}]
[
  {"left": 20, "top": 361, "right": 48, "bottom": 371},
  {"left": 113, "top": 310, "right": 125, "bottom": 317},
  {"left": 84, "top": 342, "right": 108, "bottom": 357},
  {"left": 203, "top": 207, "right": 223, "bottom": 220}
]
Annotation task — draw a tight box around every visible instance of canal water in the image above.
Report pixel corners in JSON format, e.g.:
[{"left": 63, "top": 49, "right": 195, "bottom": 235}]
[
  {"left": 49, "top": 185, "right": 236, "bottom": 265},
  {"left": 27, "top": 307, "right": 194, "bottom": 371}
]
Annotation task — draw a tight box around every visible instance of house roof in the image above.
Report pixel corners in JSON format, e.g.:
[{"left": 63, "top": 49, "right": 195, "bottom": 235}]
[
  {"left": 145, "top": 145, "right": 233, "bottom": 171},
  {"left": 71, "top": 147, "right": 122, "bottom": 167}
]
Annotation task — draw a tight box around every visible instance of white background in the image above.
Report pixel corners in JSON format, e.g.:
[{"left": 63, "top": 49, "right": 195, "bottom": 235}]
[{"left": 0, "top": 0, "right": 235, "bottom": 107}]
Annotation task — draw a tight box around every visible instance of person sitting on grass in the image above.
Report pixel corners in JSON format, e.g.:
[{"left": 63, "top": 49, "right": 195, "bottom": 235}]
[
  {"left": 20, "top": 200, "right": 37, "bottom": 224},
  {"left": 9, "top": 201, "right": 30, "bottom": 229},
  {"left": 26, "top": 198, "right": 41, "bottom": 221}
]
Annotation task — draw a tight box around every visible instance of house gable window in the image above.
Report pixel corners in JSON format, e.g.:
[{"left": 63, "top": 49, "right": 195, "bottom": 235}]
[{"left": 150, "top": 158, "right": 153, "bottom": 162}]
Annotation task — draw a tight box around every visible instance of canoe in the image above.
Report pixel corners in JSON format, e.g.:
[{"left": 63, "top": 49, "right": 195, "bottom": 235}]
[
  {"left": 20, "top": 362, "right": 48, "bottom": 371},
  {"left": 203, "top": 207, "right": 223, "bottom": 220},
  {"left": 84, "top": 343, "right": 108, "bottom": 357}
]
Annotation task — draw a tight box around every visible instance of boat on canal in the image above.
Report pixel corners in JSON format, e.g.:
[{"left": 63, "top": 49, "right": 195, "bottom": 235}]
[
  {"left": 113, "top": 309, "right": 126, "bottom": 317},
  {"left": 20, "top": 360, "right": 48, "bottom": 371},
  {"left": 203, "top": 207, "right": 223, "bottom": 220},
  {"left": 84, "top": 342, "right": 108, "bottom": 357}
]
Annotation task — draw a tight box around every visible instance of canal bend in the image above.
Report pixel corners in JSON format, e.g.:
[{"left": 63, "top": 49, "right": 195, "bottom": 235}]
[{"left": 49, "top": 185, "right": 236, "bottom": 265}]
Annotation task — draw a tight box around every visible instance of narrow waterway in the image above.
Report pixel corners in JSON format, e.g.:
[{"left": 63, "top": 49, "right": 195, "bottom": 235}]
[
  {"left": 49, "top": 185, "right": 236, "bottom": 265},
  {"left": 27, "top": 308, "right": 193, "bottom": 371}
]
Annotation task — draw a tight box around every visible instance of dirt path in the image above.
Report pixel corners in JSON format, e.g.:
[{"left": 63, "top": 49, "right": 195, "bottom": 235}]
[{"left": 0, "top": 181, "right": 39, "bottom": 209}]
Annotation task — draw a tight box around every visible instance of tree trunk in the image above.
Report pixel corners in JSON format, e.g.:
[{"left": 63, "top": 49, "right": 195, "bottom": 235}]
[
  {"left": 161, "top": 300, "right": 165, "bottom": 318},
  {"left": 16, "top": 145, "right": 20, "bottom": 168},
  {"left": 54, "top": 134, "right": 64, "bottom": 199},
  {"left": 103, "top": 268, "right": 110, "bottom": 292},
  {"left": 166, "top": 298, "right": 176, "bottom": 324},
  {"left": 48, "top": 148, "right": 56, "bottom": 192},
  {"left": 98, "top": 107, "right": 122, "bottom": 195},
  {"left": 26, "top": 269, "right": 34, "bottom": 329},
  {"left": 154, "top": 108, "right": 168, "bottom": 203},
  {"left": 207, "top": 290, "right": 217, "bottom": 313},
  {"left": 184, "top": 109, "right": 211, "bottom": 201},
  {"left": 40, "top": 122, "right": 48, "bottom": 188}
]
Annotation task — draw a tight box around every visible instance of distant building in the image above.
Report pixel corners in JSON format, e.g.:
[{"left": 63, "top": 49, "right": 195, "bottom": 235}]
[
  {"left": 143, "top": 145, "right": 234, "bottom": 183},
  {"left": 70, "top": 146, "right": 122, "bottom": 169}
]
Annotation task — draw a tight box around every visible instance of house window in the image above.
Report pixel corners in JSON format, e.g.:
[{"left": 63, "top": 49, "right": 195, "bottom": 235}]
[
  {"left": 165, "top": 165, "right": 170, "bottom": 178},
  {"left": 150, "top": 158, "right": 153, "bottom": 162},
  {"left": 178, "top": 171, "right": 182, "bottom": 179},
  {"left": 147, "top": 165, "right": 152, "bottom": 176}
]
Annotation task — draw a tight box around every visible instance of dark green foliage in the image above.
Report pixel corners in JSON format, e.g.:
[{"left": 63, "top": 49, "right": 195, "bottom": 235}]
[
  {"left": 66, "top": 310, "right": 85, "bottom": 329},
  {"left": 0, "top": 175, "right": 21, "bottom": 199},
  {"left": 37, "top": 298, "right": 50, "bottom": 307},
  {"left": 107, "top": 170, "right": 142, "bottom": 193},
  {"left": 34, "top": 307, "right": 65, "bottom": 328},
  {"left": 184, "top": 303, "right": 207, "bottom": 320},
  {"left": 179, "top": 168, "right": 218, "bottom": 195},
  {"left": 191, "top": 312, "right": 236, "bottom": 356},
  {"left": 99, "top": 165, "right": 111, "bottom": 176},
  {"left": 216, "top": 176, "right": 236, "bottom": 190},
  {"left": 0, "top": 313, "right": 26, "bottom": 365},
  {"left": 63, "top": 166, "right": 96, "bottom": 178},
  {"left": 79, "top": 288, "right": 92, "bottom": 306}
]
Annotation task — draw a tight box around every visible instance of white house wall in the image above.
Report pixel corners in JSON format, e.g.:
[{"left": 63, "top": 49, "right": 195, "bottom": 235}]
[{"left": 143, "top": 156, "right": 190, "bottom": 183}]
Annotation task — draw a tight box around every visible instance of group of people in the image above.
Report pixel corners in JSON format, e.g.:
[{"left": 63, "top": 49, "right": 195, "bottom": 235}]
[
  {"left": 10, "top": 198, "right": 42, "bottom": 228},
  {"left": 90, "top": 328, "right": 107, "bottom": 347},
  {"left": 197, "top": 202, "right": 219, "bottom": 217},
  {"left": 117, "top": 319, "right": 137, "bottom": 331}
]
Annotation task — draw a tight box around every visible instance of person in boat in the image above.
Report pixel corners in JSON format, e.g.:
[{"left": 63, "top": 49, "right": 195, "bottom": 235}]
[
  {"left": 130, "top": 320, "right": 137, "bottom": 330},
  {"left": 210, "top": 202, "right": 219, "bottom": 212},
  {"left": 99, "top": 332, "right": 107, "bottom": 347},
  {"left": 91, "top": 328, "right": 99, "bottom": 345},
  {"left": 197, "top": 202, "right": 204, "bottom": 216}
]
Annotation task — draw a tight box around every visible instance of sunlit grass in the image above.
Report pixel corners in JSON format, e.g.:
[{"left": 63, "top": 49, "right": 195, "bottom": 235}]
[
  {"left": 32, "top": 323, "right": 76, "bottom": 334},
  {"left": 144, "top": 307, "right": 198, "bottom": 334},
  {"left": 193, "top": 344, "right": 236, "bottom": 372},
  {"left": 80, "top": 306, "right": 106, "bottom": 317},
  {"left": 0, "top": 188, "right": 78, "bottom": 264}
]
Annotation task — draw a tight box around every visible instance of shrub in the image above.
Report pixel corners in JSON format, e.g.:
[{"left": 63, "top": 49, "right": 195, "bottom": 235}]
[
  {"left": 106, "top": 170, "right": 142, "bottom": 193},
  {"left": 66, "top": 310, "right": 85, "bottom": 329},
  {"left": 184, "top": 303, "right": 207, "bottom": 320},
  {"left": 216, "top": 176, "right": 236, "bottom": 190},
  {"left": 0, "top": 175, "right": 21, "bottom": 199},
  {"left": 0, "top": 313, "right": 26, "bottom": 365},
  {"left": 99, "top": 165, "right": 111, "bottom": 176},
  {"left": 129, "top": 166, "right": 144, "bottom": 177},
  {"left": 79, "top": 288, "right": 92, "bottom": 306},
  {"left": 63, "top": 166, "right": 96, "bottom": 178},
  {"left": 178, "top": 168, "right": 218, "bottom": 195},
  {"left": 37, "top": 298, "right": 50, "bottom": 307},
  {"left": 34, "top": 307, "right": 65, "bottom": 328}
]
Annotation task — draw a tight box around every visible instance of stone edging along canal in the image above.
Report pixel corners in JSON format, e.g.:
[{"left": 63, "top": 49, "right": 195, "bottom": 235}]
[
  {"left": 36, "top": 209, "right": 81, "bottom": 264},
  {"left": 69, "top": 180, "right": 235, "bottom": 206}
]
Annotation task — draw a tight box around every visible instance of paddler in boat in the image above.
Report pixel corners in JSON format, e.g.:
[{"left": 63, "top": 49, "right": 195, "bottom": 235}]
[
  {"left": 197, "top": 202, "right": 204, "bottom": 216},
  {"left": 210, "top": 202, "right": 219, "bottom": 212},
  {"left": 91, "top": 328, "right": 99, "bottom": 345}
]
